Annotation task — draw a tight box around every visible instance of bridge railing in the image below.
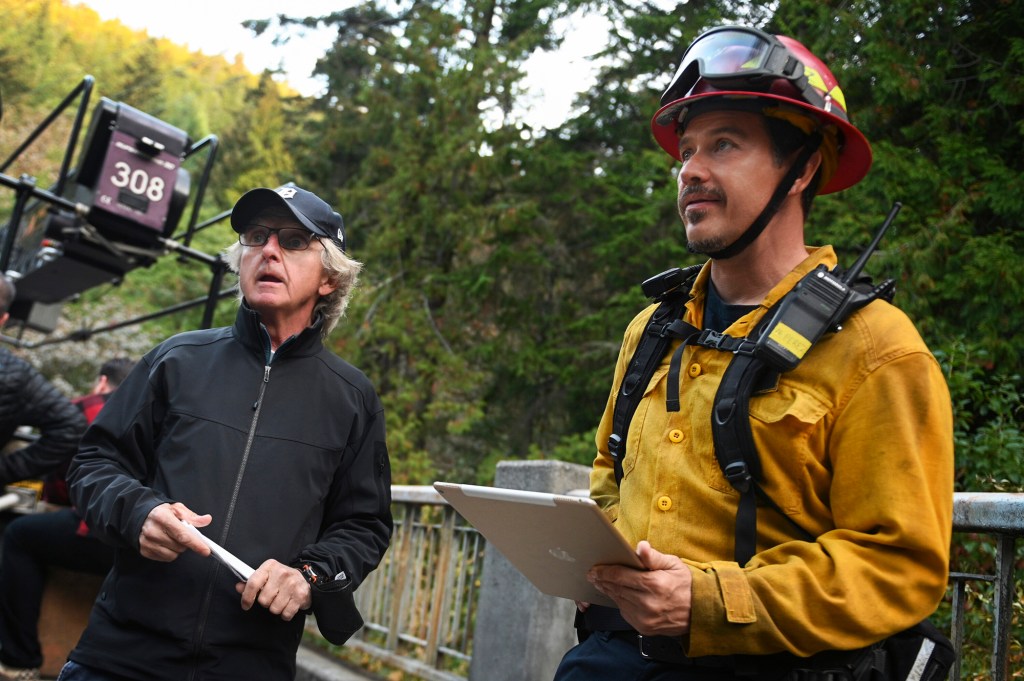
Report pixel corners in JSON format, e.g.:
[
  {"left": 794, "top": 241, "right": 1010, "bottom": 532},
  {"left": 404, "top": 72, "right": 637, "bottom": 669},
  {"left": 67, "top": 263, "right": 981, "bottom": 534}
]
[
  {"left": 307, "top": 485, "right": 1024, "bottom": 681},
  {"left": 343, "top": 485, "right": 481, "bottom": 681},
  {"left": 948, "top": 492, "right": 1023, "bottom": 679}
]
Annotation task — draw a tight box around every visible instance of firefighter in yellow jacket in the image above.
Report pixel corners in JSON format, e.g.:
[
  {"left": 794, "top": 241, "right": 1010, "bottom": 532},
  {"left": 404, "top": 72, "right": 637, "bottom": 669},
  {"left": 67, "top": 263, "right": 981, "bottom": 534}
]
[{"left": 554, "top": 26, "right": 953, "bottom": 681}]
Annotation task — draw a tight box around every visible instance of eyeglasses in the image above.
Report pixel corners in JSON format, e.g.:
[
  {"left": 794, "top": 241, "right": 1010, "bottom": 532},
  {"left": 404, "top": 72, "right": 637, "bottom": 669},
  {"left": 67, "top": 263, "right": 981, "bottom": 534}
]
[
  {"left": 660, "top": 26, "right": 823, "bottom": 110},
  {"left": 238, "top": 225, "right": 320, "bottom": 251}
]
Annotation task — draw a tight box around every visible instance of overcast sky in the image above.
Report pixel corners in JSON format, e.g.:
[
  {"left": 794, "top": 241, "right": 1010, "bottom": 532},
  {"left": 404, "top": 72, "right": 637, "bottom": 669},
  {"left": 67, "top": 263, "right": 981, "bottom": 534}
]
[{"left": 74, "top": 0, "right": 609, "bottom": 129}]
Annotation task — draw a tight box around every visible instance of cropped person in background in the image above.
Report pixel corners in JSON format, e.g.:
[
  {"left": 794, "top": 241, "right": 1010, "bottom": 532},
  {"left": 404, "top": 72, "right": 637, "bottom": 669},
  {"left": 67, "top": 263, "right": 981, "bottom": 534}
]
[
  {"left": 0, "top": 277, "right": 85, "bottom": 497},
  {"left": 63, "top": 185, "right": 392, "bottom": 681},
  {"left": 40, "top": 358, "right": 136, "bottom": 508},
  {"left": 0, "top": 358, "right": 134, "bottom": 681}
]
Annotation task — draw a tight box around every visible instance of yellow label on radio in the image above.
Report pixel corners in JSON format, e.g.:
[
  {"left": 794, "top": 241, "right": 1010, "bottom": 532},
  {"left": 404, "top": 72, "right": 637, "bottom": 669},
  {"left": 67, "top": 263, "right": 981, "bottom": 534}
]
[{"left": 768, "top": 322, "right": 812, "bottom": 359}]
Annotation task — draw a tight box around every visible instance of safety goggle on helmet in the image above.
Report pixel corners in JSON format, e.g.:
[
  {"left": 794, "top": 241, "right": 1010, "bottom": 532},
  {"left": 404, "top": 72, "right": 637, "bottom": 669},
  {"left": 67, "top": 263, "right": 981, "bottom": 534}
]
[{"left": 651, "top": 26, "right": 872, "bottom": 194}]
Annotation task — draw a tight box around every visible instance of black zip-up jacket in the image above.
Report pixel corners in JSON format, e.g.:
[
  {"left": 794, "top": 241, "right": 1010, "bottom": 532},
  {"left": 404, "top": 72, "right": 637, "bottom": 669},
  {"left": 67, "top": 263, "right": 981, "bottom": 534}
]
[
  {"left": 0, "top": 347, "right": 86, "bottom": 485},
  {"left": 67, "top": 305, "right": 392, "bottom": 681}
]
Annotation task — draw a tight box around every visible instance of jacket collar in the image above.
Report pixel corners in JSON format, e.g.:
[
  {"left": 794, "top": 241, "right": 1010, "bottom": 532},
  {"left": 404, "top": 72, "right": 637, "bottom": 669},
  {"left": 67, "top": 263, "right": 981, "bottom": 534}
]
[
  {"left": 233, "top": 301, "right": 324, "bottom": 363},
  {"left": 685, "top": 246, "right": 838, "bottom": 327}
]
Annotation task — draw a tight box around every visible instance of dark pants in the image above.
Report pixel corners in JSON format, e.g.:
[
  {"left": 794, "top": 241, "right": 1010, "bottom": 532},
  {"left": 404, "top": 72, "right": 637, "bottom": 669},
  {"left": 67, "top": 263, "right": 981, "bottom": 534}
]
[
  {"left": 0, "top": 509, "right": 114, "bottom": 668},
  {"left": 554, "top": 631, "right": 741, "bottom": 681}
]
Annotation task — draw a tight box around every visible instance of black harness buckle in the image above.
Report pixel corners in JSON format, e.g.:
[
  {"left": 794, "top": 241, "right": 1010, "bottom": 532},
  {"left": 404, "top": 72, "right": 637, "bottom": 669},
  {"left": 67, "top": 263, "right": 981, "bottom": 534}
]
[
  {"left": 695, "top": 328, "right": 759, "bottom": 355},
  {"left": 607, "top": 434, "right": 623, "bottom": 461},
  {"left": 697, "top": 329, "right": 727, "bottom": 348},
  {"left": 722, "top": 461, "right": 752, "bottom": 493}
]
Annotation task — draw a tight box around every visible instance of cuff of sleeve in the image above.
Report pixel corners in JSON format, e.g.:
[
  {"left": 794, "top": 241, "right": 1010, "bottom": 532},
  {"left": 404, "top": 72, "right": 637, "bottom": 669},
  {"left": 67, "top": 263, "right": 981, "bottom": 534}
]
[
  {"left": 685, "top": 560, "right": 757, "bottom": 656},
  {"left": 709, "top": 561, "right": 756, "bottom": 624}
]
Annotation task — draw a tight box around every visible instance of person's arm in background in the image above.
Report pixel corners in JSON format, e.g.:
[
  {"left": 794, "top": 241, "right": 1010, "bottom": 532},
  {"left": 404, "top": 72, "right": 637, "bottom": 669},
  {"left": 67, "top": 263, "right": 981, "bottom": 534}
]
[
  {"left": 67, "top": 353, "right": 170, "bottom": 550},
  {"left": 0, "top": 360, "right": 86, "bottom": 486}
]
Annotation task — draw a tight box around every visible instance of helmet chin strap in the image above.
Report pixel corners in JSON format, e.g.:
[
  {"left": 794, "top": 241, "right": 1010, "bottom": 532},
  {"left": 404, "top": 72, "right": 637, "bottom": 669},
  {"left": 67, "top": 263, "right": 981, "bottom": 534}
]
[{"left": 707, "top": 132, "right": 822, "bottom": 260}]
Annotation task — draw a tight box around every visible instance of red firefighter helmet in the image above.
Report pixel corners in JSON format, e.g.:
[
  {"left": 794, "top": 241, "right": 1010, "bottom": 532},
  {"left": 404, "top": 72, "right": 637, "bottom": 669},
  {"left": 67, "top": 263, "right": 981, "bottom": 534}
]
[{"left": 651, "top": 26, "right": 872, "bottom": 194}]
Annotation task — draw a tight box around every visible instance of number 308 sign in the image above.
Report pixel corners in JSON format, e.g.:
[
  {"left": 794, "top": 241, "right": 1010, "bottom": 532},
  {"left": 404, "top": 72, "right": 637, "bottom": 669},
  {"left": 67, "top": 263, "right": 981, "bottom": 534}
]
[{"left": 95, "top": 129, "right": 180, "bottom": 234}]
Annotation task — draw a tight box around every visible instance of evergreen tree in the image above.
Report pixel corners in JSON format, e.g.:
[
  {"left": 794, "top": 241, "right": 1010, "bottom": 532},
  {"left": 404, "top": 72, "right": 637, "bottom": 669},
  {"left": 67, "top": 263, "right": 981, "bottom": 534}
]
[{"left": 280, "top": 0, "right": 594, "bottom": 481}]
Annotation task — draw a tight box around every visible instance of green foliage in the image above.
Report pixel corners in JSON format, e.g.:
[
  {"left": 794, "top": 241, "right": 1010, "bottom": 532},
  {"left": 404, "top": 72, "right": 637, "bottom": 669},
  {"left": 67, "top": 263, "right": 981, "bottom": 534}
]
[
  {"left": 527, "top": 429, "right": 599, "bottom": 468},
  {"left": 286, "top": 0, "right": 604, "bottom": 482},
  {"left": 937, "top": 340, "right": 1024, "bottom": 492},
  {"left": 3, "top": 0, "right": 1023, "bottom": 675},
  {"left": 0, "top": 0, "right": 292, "bottom": 352},
  {"left": 2, "top": 0, "right": 1021, "bottom": 504},
  {"left": 774, "top": 0, "right": 1024, "bottom": 371},
  {"left": 15, "top": 293, "right": 161, "bottom": 396}
]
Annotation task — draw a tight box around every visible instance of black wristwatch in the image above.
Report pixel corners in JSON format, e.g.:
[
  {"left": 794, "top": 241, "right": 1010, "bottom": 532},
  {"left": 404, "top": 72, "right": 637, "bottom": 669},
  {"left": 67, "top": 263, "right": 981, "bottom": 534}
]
[{"left": 299, "top": 563, "right": 324, "bottom": 587}]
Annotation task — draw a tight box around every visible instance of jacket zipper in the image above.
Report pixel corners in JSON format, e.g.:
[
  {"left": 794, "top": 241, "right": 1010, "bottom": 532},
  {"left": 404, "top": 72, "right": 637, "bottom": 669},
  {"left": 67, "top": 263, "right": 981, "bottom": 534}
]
[
  {"left": 222, "top": 364, "right": 272, "bottom": 538},
  {"left": 188, "top": 363, "right": 272, "bottom": 679}
]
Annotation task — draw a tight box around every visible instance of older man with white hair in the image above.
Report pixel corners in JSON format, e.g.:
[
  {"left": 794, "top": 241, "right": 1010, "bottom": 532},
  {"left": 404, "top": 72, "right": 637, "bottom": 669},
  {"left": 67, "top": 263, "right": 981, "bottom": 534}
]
[{"left": 60, "top": 185, "right": 392, "bottom": 681}]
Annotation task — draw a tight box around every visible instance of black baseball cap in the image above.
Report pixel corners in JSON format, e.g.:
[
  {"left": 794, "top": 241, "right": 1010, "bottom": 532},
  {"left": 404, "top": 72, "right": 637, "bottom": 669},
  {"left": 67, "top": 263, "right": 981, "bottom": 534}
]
[{"left": 230, "top": 184, "right": 346, "bottom": 251}]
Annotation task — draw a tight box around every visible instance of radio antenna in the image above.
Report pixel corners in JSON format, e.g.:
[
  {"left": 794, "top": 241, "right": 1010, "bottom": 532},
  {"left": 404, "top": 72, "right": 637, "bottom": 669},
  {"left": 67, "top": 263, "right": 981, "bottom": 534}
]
[{"left": 842, "top": 202, "right": 902, "bottom": 285}]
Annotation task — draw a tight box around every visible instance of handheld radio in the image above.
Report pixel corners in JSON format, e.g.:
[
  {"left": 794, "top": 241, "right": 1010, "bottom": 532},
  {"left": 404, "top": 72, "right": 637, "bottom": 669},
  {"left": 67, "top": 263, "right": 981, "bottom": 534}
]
[{"left": 754, "top": 203, "right": 902, "bottom": 371}]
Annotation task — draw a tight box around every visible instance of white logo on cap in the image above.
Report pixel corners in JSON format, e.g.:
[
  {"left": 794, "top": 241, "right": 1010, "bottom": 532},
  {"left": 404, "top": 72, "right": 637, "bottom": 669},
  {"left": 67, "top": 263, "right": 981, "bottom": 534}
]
[
  {"left": 337, "top": 229, "right": 344, "bottom": 242},
  {"left": 276, "top": 187, "right": 298, "bottom": 199}
]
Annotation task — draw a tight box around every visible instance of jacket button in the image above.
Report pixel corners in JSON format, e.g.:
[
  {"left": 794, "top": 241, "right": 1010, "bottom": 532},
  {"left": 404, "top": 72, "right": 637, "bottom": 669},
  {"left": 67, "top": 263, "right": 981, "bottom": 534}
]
[
  {"left": 656, "top": 496, "right": 673, "bottom": 511},
  {"left": 688, "top": 363, "right": 702, "bottom": 378},
  {"left": 669, "top": 429, "right": 684, "bottom": 443}
]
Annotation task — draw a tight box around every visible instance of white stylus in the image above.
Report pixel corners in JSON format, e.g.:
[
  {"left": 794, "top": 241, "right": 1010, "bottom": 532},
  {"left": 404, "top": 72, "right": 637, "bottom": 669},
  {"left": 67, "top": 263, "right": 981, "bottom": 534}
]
[{"left": 181, "top": 519, "right": 255, "bottom": 582}]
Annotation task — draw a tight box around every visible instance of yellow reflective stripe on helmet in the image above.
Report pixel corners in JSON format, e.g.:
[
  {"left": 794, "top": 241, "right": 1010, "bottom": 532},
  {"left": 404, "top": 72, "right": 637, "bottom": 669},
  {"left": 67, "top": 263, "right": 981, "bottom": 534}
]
[
  {"left": 805, "top": 65, "right": 849, "bottom": 113},
  {"left": 804, "top": 66, "right": 827, "bottom": 93}
]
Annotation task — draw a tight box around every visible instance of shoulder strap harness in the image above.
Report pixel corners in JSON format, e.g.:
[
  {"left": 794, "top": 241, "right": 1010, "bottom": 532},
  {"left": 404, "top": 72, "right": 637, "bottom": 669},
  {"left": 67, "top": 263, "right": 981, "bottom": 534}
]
[
  {"left": 608, "top": 203, "right": 903, "bottom": 565},
  {"left": 608, "top": 265, "right": 702, "bottom": 486}
]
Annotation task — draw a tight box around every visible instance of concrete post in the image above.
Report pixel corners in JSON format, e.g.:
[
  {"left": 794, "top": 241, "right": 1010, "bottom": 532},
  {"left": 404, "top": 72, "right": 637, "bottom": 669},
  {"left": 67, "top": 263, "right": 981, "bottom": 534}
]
[{"left": 467, "top": 460, "right": 591, "bottom": 681}]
